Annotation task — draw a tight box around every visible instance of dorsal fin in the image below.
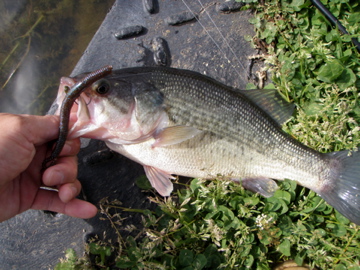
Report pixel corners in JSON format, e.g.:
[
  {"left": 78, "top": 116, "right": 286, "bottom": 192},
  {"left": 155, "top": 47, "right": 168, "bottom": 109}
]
[{"left": 240, "top": 89, "right": 295, "bottom": 125}]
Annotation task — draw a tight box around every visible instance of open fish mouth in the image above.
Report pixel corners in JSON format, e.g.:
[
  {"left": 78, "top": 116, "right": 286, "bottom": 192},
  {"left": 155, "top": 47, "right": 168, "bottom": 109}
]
[{"left": 43, "top": 66, "right": 113, "bottom": 169}]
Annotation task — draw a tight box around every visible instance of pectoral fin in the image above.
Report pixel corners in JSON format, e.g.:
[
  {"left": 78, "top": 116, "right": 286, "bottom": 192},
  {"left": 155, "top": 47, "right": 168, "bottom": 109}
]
[
  {"left": 144, "top": 165, "right": 174, "bottom": 196},
  {"left": 153, "top": 126, "right": 202, "bottom": 148},
  {"left": 242, "top": 177, "right": 279, "bottom": 198}
]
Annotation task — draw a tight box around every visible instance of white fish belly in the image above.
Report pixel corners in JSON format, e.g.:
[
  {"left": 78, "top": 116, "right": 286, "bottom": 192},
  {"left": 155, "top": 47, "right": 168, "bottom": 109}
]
[{"left": 106, "top": 135, "right": 323, "bottom": 191}]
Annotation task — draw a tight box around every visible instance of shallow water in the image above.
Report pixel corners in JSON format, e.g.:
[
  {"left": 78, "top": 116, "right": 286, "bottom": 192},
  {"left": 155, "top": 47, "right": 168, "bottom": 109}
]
[{"left": 0, "top": 0, "right": 114, "bottom": 115}]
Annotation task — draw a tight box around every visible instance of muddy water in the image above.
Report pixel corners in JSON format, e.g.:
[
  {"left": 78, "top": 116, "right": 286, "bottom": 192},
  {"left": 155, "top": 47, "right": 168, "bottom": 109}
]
[{"left": 0, "top": 0, "right": 114, "bottom": 115}]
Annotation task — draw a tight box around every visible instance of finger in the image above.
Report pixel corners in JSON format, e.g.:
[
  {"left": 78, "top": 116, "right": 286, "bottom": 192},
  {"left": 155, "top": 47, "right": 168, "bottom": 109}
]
[
  {"left": 58, "top": 180, "right": 82, "bottom": 203},
  {"left": 32, "top": 189, "right": 98, "bottom": 219},
  {"left": 70, "top": 111, "right": 78, "bottom": 123},
  {"left": 17, "top": 114, "right": 60, "bottom": 145},
  {"left": 60, "top": 138, "right": 81, "bottom": 156},
  {"left": 42, "top": 156, "right": 78, "bottom": 186}
]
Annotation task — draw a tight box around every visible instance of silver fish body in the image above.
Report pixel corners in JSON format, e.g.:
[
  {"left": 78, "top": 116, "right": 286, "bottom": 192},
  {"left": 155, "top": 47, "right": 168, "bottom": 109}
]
[{"left": 58, "top": 67, "right": 360, "bottom": 224}]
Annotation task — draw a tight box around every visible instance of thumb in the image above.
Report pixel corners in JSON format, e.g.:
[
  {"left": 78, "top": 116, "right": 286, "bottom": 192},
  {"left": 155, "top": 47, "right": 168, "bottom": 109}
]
[
  {"left": 12, "top": 114, "right": 60, "bottom": 146},
  {"left": 0, "top": 113, "right": 60, "bottom": 145},
  {"left": 0, "top": 113, "right": 60, "bottom": 183}
]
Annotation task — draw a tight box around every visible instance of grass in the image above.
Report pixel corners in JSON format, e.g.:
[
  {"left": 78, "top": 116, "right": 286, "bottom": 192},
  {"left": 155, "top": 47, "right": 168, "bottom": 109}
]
[
  {"left": 55, "top": 0, "right": 360, "bottom": 269},
  {"left": 56, "top": 179, "right": 360, "bottom": 270},
  {"left": 247, "top": 0, "right": 360, "bottom": 153}
]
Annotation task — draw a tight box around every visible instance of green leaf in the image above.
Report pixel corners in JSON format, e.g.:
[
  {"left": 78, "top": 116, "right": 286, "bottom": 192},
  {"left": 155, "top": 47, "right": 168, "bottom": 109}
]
[
  {"left": 116, "top": 259, "right": 136, "bottom": 269},
  {"left": 303, "top": 102, "right": 323, "bottom": 116},
  {"left": 302, "top": 196, "right": 324, "bottom": 213},
  {"left": 327, "top": 223, "right": 347, "bottom": 237},
  {"left": 264, "top": 83, "right": 276, "bottom": 89},
  {"left": 317, "top": 59, "right": 344, "bottom": 82},
  {"left": 246, "top": 82, "right": 257, "bottom": 90},
  {"left": 314, "top": 228, "right": 326, "bottom": 237},
  {"left": 279, "top": 239, "right": 291, "bottom": 256},
  {"left": 274, "top": 190, "right": 292, "bottom": 205},
  {"left": 218, "top": 205, "right": 235, "bottom": 221},
  {"left": 179, "top": 249, "right": 194, "bottom": 266},
  {"left": 278, "top": 215, "right": 293, "bottom": 236},
  {"left": 244, "top": 255, "right": 254, "bottom": 267},
  {"left": 135, "top": 175, "right": 152, "bottom": 190},
  {"left": 258, "top": 231, "right": 273, "bottom": 245},
  {"left": 203, "top": 244, "right": 224, "bottom": 268},
  {"left": 193, "top": 254, "right": 207, "bottom": 269},
  {"left": 294, "top": 252, "right": 304, "bottom": 266},
  {"left": 347, "top": 12, "right": 360, "bottom": 24},
  {"left": 190, "top": 178, "right": 201, "bottom": 193},
  {"left": 288, "top": 0, "right": 305, "bottom": 12},
  {"left": 335, "top": 210, "right": 350, "bottom": 225},
  {"left": 336, "top": 68, "right": 356, "bottom": 88},
  {"left": 244, "top": 196, "right": 260, "bottom": 206},
  {"left": 265, "top": 197, "right": 282, "bottom": 212},
  {"left": 334, "top": 264, "right": 347, "bottom": 270},
  {"left": 89, "top": 243, "right": 111, "bottom": 256}
]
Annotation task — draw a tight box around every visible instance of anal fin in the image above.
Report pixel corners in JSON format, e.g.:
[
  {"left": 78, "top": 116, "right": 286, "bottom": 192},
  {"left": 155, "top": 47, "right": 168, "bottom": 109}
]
[
  {"left": 144, "top": 165, "right": 174, "bottom": 196},
  {"left": 242, "top": 177, "right": 279, "bottom": 198}
]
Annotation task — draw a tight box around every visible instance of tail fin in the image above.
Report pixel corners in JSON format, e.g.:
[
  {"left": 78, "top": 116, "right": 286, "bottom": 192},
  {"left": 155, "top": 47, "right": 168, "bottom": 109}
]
[{"left": 319, "top": 150, "right": 360, "bottom": 225}]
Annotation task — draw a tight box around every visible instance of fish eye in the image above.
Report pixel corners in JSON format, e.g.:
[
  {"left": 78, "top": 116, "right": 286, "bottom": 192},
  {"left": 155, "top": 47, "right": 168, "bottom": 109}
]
[{"left": 94, "top": 79, "right": 110, "bottom": 95}]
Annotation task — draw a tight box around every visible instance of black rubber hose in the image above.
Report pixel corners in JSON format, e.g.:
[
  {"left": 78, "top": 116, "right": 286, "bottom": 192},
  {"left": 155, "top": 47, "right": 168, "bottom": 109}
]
[{"left": 311, "top": 0, "right": 360, "bottom": 53}]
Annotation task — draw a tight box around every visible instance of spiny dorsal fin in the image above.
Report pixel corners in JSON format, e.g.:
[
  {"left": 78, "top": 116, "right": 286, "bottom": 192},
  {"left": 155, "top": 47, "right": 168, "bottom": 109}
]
[{"left": 241, "top": 89, "right": 295, "bottom": 125}]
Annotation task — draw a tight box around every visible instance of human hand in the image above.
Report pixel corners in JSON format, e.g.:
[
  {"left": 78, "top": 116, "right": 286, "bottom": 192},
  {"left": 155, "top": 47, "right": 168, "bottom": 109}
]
[{"left": 0, "top": 113, "right": 97, "bottom": 222}]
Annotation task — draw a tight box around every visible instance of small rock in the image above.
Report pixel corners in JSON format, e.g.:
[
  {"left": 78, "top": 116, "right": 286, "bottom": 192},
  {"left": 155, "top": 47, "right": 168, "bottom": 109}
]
[
  {"left": 217, "top": 1, "right": 245, "bottom": 13},
  {"left": 165, "top": 11, "right": 196, "bottom": 26},
  {"left": 143, "top": 0, "right": 155, "bottom": 14},
  {"left": 114, "top": 25, "right": 145, "bottom": 39},
  {"left": 152, "top": 37, "right": 170, "bottom": 66}
]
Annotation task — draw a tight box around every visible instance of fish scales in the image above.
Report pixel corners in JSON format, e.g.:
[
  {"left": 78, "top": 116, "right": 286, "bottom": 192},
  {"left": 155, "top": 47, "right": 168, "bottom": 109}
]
[
  {"left": 84, "top": 67, "right": 326, "bottom": 184},
  {"left": 148, "top": 68, "right": 325, "bottom": 177},
  {"left": 104, "top": 68, "right": 327, "bottom": 187},
  {"left": 56, "top": 66, "right": 360, "bottom": 224}
]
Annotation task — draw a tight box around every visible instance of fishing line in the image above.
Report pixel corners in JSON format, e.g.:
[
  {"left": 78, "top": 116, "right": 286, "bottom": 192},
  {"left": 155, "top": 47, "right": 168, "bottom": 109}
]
[
  {"left": 180, "top": 0, "right": 247, "bottom": 82},
  {"left": 195, "top": 0, "right": 248, "bottom": 75}
]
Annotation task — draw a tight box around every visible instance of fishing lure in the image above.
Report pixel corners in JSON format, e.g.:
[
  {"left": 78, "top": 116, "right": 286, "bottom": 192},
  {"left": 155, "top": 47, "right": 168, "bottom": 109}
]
[{"left": 42, "top": 65, "right": 113, "bottom": 170}]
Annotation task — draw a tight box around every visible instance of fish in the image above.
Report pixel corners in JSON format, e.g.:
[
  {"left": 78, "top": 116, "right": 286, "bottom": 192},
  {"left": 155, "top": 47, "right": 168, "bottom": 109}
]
[{"left": 53, "top": 66, "right": 360, "bottom": 225}]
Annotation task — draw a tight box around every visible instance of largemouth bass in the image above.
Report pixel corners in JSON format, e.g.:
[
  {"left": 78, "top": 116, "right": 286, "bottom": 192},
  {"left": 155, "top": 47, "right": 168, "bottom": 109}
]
[{"left": 53, "top": 66, "right": 360, "bottom": 225}]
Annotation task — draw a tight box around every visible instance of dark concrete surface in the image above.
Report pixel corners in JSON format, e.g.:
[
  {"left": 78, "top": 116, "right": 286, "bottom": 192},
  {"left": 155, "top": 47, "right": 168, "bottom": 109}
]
[{"left": 0, "top": 0, "right": 260, "bottom": 269}]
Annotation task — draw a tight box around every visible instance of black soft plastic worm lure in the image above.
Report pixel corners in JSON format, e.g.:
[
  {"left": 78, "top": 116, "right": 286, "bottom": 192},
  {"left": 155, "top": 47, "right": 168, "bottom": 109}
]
[{"left": 42, "top": 65, "right": 113, "bottom": 170}]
